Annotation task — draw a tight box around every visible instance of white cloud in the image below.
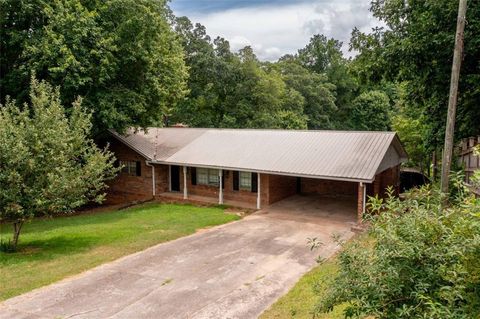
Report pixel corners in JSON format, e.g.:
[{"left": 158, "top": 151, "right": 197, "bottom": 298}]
[{"left": 180, "top": 1, "right": 380, "bottom": 61}]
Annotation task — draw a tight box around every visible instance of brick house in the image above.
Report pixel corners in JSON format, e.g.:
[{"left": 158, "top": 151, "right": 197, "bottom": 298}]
[{"left": 107, "top": 128, "right": 407, "bottom": 222}]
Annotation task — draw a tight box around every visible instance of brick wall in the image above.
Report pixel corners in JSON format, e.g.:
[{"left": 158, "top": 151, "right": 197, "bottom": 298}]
[
  {"left": 105, "top": 139, "right": 168, "bottom": 204},
  {"left": 300, "top": 178, "right": 357, "bottom": 197},
  {"left": 267, "top": 174, "right": 297, "bottom": 204},
  {"left": 373, "top": 165, "right": 400, "bottom": 197}
]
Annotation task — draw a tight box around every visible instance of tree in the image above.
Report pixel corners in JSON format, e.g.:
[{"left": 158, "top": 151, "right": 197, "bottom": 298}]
[
  {"left": 297, "top": 34, "right": 358, "bottom": 129},
  {"left": 170, "top": 17, "right": 240, "bottom": 127},
  {"left": 391, "top": 83, "right": 430, "bottom": 171},
  {"left": 0, "top": 0, "right": 188, "bottom": 134},
  {"left": 275, "top": 58, "right": 337, "bottom": 129},
  {"left": 350, "top": 90, "right": 391, "bottom": 131},
  {"left": 350, "top": 0, "right": 480, "bottom": 148},
  {"left": 0, "top": 78, "right": 118, "bottom": 251}
]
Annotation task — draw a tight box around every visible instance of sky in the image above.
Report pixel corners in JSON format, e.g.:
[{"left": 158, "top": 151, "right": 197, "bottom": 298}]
[{"left": 170, "top": 0, "right": 381, "bottom": 61}]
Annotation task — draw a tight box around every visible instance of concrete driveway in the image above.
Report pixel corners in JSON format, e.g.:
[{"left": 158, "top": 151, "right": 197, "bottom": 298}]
[{"left": 0, "top": 195, "right": 356, "bottom": 319}]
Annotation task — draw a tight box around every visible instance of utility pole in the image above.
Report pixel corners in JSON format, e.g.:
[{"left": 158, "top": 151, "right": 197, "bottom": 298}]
[{"left": 440, "top": 0, "right": 468, "bottom": 196}]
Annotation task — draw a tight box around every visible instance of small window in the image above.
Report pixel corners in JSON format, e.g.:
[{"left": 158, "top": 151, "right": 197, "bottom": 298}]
[
  {"left": 119, "top": 160, "right": 140, "bottom": 176},
  {"left": 239, "top": 171, "right": 252, "bottom": 190},
  {"left": 197, "top": 168, "right": 219, "bottom": 186}
]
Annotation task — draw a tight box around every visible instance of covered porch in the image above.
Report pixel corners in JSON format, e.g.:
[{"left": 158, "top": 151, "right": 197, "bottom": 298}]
[
  {"left": 161, "top": 164, "right": 369, "bottom": 223},
  {"left": 158, "top": 191, "right": 258, "bottom": 210}
]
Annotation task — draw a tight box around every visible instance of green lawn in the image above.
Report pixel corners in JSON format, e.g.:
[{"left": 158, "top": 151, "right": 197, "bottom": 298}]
[
  {"left": 260, "top": 257, "right": 345, "bottom": 319},
  {"left": 0, "top": 203, "right": 239, "bottom": 301}
]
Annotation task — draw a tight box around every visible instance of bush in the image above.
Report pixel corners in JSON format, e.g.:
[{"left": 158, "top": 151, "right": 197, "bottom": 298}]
[{"left": 315, "top": 186, "right": 480, "bottom": 318}]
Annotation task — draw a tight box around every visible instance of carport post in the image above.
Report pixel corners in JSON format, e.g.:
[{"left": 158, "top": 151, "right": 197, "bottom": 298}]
[
  {"left": 219, "top": 170, "right": 224, "bottom": 204},
  {"left": 358, "top": 182, "right": 366, "bottom": 223},
  {"left": 183, "top": 166, "right": 188, "bottom": 199},
  {"left": 256, "top": 173, "right": 261, "bottom": 209}
]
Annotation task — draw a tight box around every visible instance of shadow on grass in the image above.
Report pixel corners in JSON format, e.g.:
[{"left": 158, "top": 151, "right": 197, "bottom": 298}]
[{"left": 0, "top": 235, "right": 100, "bottom": 265}]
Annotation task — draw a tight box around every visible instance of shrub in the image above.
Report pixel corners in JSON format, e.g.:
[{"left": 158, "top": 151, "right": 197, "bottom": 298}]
[{"left": 315, "top": 186, "right": 480, "bottom": 318}]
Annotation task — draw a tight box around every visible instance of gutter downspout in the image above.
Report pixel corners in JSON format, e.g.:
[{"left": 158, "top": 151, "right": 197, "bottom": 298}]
[{"left": 145, "top": 161, "right": 156, "bottom": 198}]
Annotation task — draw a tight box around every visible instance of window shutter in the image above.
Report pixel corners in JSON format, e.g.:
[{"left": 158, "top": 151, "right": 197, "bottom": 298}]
[
  {"left": 233, "top": 171, "right": 239, "bottom": 191},
  {"left": 191, "top": 167, "right": 197, "bottom": 185},
  {"left": 222, "top": 173, "right": 225, "bottom": 189},
  {"left": 136, "top": 161, "right": 141, "bottom": 176},
  {"left": 251, "top": 173, "right": 258, "bottom": 193}
]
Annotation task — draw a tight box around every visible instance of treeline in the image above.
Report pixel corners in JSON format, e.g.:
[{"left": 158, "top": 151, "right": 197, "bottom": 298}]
[
  {"left": 1, "top": 0, "right": 479, "bottom": 173},
  {"left": 169, "top": 17, "right": 391, "bottom": 132}
]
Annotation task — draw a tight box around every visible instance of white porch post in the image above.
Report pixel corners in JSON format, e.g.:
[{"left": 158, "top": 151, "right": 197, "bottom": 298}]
[
  {"left": 168, "top": 165, "right": 172, "bottom": 191},
  {"left": 183, "top": 166, "right": 188, "bottom": 199},
  {"left": 256, "top": 173, "right": 261, "bottom": 209},
  {"left": 152, "top": 165, "right": 156, "bottom": 197},
  {"left": 219, "top": 169, "right": 224, "bottom": 204}
]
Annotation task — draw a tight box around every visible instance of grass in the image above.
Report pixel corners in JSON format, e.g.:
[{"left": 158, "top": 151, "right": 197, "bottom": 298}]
[
  {"left": 0, "top": 202, "right": 239, "bottom": 301},
  {"left": 260, "top": 257, "right": 345, "bottom": 319}
]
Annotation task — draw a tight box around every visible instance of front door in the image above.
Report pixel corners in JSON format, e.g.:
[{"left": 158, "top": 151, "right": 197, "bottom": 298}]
[
  {"left": 171, "top": 165, "right": 180, "bottom": 191},
  {"left": 296, "top": 177, "right": 302, "bottom": 194}
]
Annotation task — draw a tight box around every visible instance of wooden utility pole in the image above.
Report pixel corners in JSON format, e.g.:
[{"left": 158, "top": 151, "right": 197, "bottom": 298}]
[{"left": 440, "top": 0, "right": 468, "bottom": 196}]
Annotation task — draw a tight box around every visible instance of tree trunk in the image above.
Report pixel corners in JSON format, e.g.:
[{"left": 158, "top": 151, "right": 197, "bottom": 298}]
[
  {"left": 12, "top": 221, "right": 24, "bottom": 250},
  {"left": 440, "top": 0, "right": 467, "bottom": 196}
]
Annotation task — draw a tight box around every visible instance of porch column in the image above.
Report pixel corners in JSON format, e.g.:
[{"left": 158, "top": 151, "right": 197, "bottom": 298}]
[
  {"left": 168, "top": 165, "right": 172, "bottom": 191},
  {"left": 357, "top": 182, "right": 366, "bottom": 223},
  {"left": 256, "top": 173, "right": 261, "bottom": 209},
  {"left": 219, "top": 169, "right": 223, "bottom": 204},
  {"left": 183, "top": 166, "right": 188, "bottom": 199},
  {"left": 151, "top": 165, "right": 156, "bottom": 197}
]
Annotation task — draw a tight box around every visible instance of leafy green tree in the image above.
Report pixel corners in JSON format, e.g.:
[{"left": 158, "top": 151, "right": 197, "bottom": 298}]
[
  {"left": 226, "top": 48, "right": 308, "bottom": 129},
  {"left": 297, "top": 34, "right": 358, "bottom": 128},
  {"left": 391, "top": 84, "right": 430, "bottom": 171},
  {"left": 350, "top": 0, "right": 480, "bottom": 147},
  {"left": 350, "top": 90, "right": 391, "bottom": 131},
  {"left": 0, "top": 0, "right": 187, "bottom": 134},
  {"left": 275, "top": 58, "right": 337, "bottom": 129},
  {"left": 0, "top": 78, "right": 118, "bottom": 251},
  {"left": 317, "top": 185, "right": 480, "bottom": 318},
  {"left": 170, "top": 17, "right": 241, "bottom": 127}
]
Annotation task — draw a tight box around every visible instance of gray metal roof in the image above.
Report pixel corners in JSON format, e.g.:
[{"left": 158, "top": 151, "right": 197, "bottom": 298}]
[{"left": 111, "top": 128, "right": 407, "bottom": 182}]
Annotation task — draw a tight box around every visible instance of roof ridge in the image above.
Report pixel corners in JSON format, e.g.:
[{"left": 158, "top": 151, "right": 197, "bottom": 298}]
[{"left": 146, "top": 127, "right": 397, "bottom": 134}]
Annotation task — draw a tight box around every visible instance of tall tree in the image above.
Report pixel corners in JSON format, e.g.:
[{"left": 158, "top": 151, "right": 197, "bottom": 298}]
[
  {"left": 350, "top": 90, "right": 391, "bottom": 131},
  {"left": 275, "top": 57, "right": 337, "bottom": 129},
  {"left": 0, "top": 0, "right": 188, "bottom": 134},
  {"left": 350, "top": 0, "right": 480, "bottom": 149},
  {"left": 297, "top": 34, "right": 358, "bottom": 128},
  {"left": 0, "top": 78, "right": 118, "bottom": 250}
]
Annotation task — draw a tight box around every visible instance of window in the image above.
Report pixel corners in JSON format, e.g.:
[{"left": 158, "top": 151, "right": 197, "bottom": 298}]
[
  {"left": 120, "top": 160, "right": 140, "bottom": 176},
  {"left": 197, "top": 168, "right": 219, "bottom": 186},
  {"left": 239, "top": 171, "right": 252, "bottom": 190}
]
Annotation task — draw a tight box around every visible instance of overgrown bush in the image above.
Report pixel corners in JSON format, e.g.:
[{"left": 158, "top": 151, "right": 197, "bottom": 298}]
[{"left": 315, "top": 185, "right": 480, "bottom": 318}]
